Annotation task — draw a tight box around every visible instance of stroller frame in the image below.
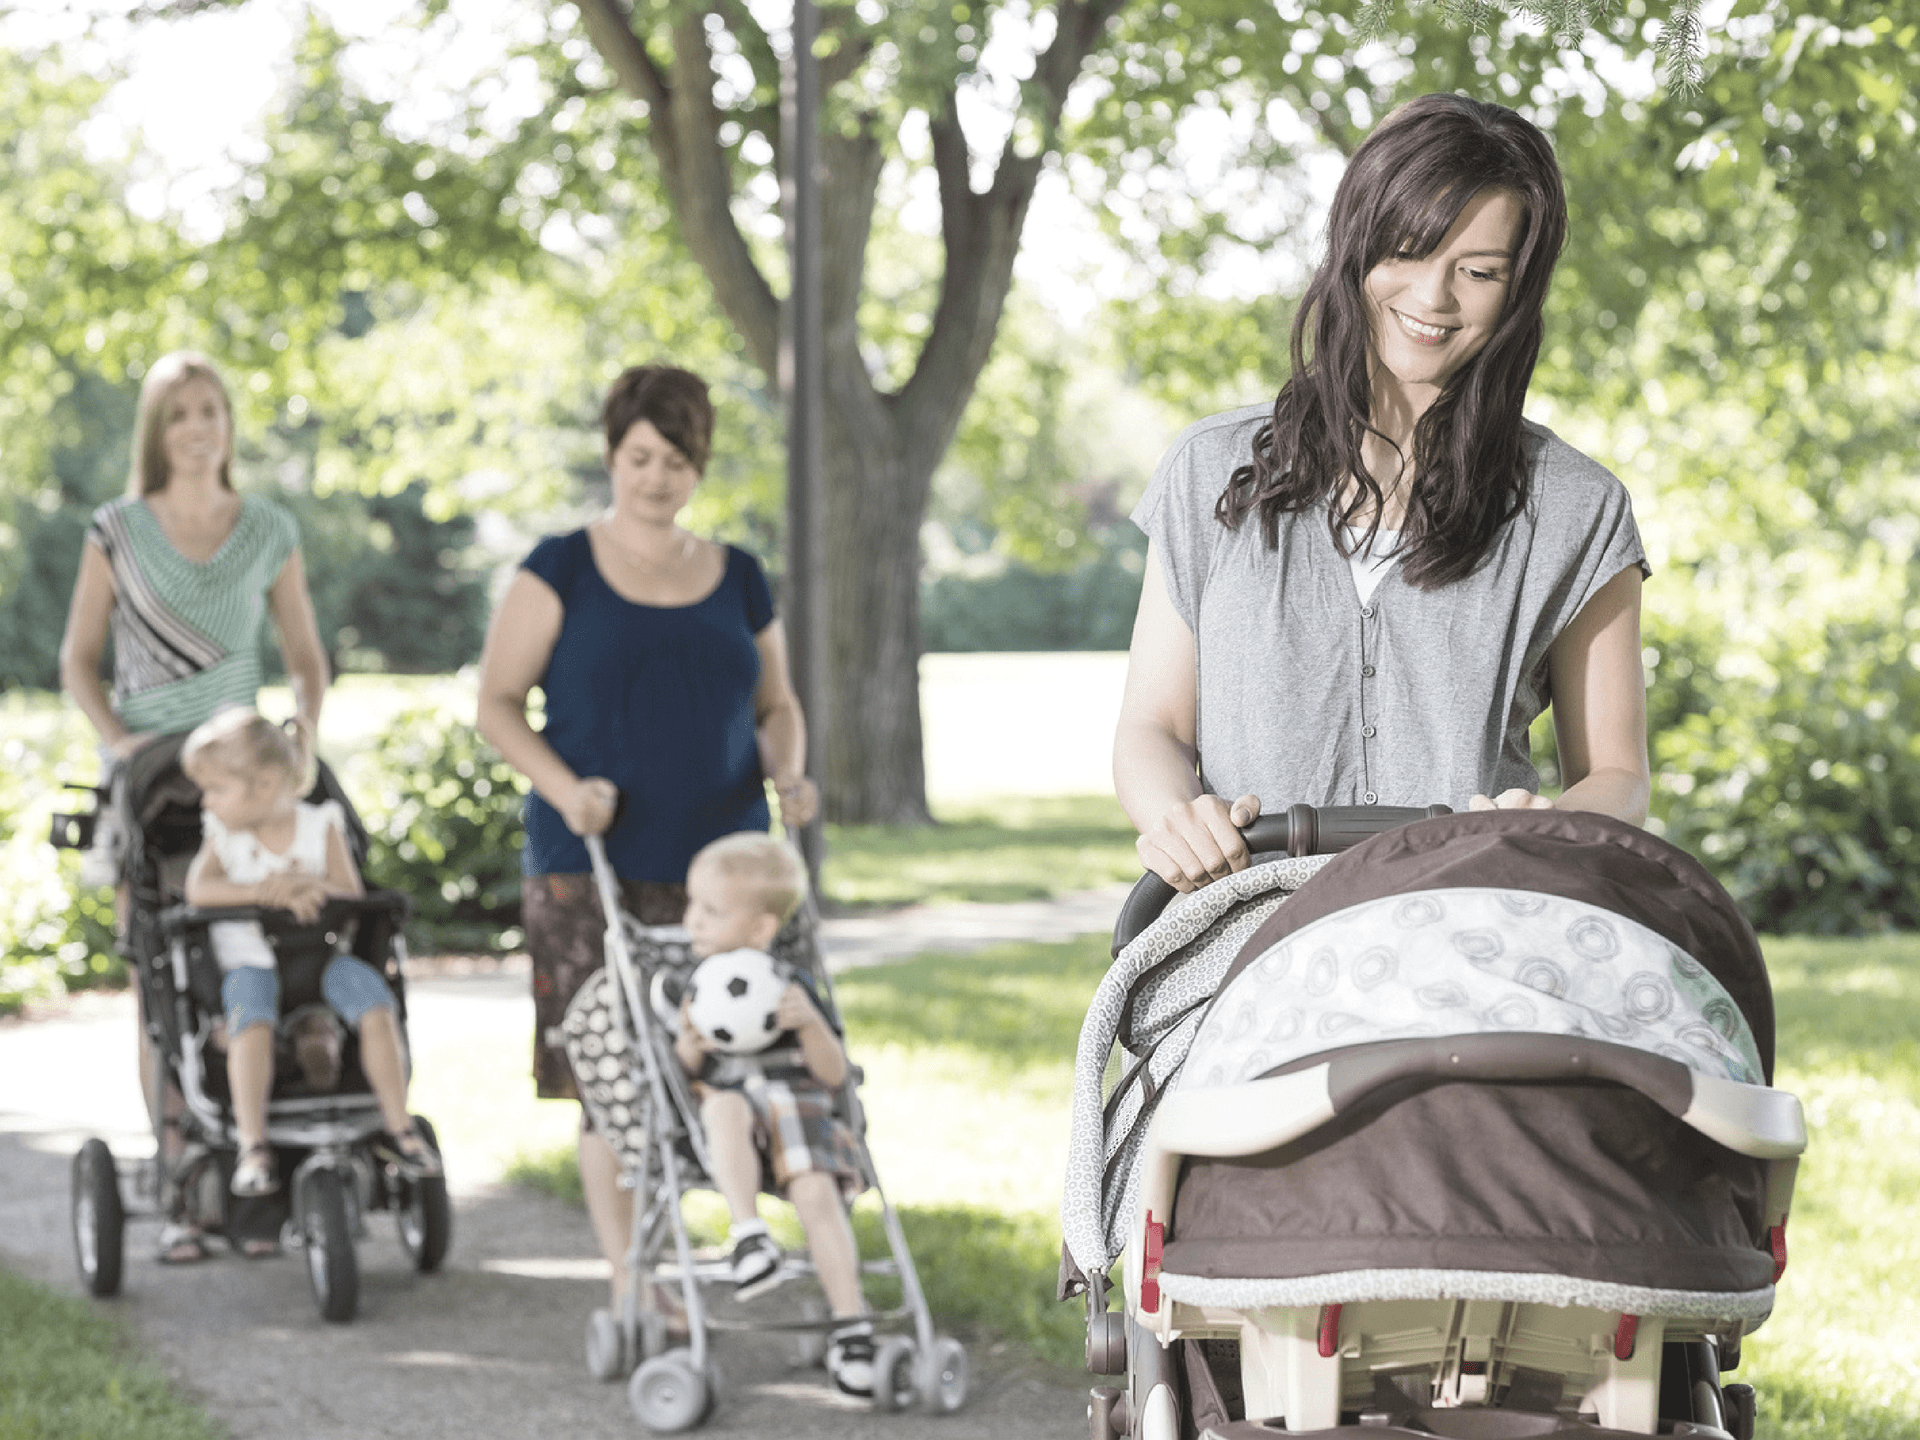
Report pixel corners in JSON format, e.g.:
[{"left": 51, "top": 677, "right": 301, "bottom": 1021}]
[
  {"left": 579, "top": 833, "right": 968, "bottom": 1431},
  {"left": 54, "top": 735, "right": 451, "bottom": 1323},
  {"left": 1074, "top": 806, "right": 1807, "bottom": 1440}
]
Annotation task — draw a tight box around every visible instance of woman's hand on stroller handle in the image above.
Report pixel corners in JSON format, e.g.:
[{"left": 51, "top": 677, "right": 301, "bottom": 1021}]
[
  {"left": 558, "top": 775, "right": 619, "bottom": 836},
  {"left": 1136, "top": 793, "right": 1265, "bottom": 896},
  {"left": 1114, "top": 802, "right": 1453, "bottom": 956}
]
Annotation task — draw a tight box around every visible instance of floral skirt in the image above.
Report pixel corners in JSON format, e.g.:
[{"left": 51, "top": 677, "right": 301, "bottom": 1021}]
[{"left": 523, "top": 871, "right": 687, "bottom": 1100}]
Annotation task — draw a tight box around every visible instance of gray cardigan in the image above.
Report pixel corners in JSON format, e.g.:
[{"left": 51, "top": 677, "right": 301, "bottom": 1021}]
[{"left": 1133, "top": 405, "right": 1648, "bottom": 814}]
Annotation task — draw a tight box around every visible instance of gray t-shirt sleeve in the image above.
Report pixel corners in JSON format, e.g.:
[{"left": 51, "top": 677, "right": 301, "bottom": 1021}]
[
  {"left": 1522, "top": 425, "right": 1650, "bottom": 656},
  {"left": 1131, "top": 404, "right": 1272, "bottom": 630}
]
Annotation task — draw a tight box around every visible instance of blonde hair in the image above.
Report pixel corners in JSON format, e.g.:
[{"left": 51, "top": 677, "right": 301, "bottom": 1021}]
[
  {"left": 181, "top": 707, "right": 311, "bottom": 796},
  {"left": 128, "top": 351, "right": 235, "bottom": 497},
  {"left": 690, "top": 831, "right": 806, "bottom": 923}
]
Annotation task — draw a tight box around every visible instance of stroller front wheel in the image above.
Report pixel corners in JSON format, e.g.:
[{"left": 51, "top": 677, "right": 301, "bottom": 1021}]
[
  {"left": 394, "top": 1118, "right": 452, "bottom": 1273},
  {"left": 628, "top": 1349, "right": 709, "bottom": 1433},
  {"left": 71, "top": 1138, "right": 125, "bottom": 1297},
  {"left": 586, "top": 1307, "right": 627, "bottom": 1381},
  {"left": 870, "top": 1336, "right": 919, "bottom": 1412},
  {"left": 301, "top": 1166, "right": 359, "bottom": 1323},
  {"left": 920, "top": 1335, "right": 968, "bottom": 1413}
]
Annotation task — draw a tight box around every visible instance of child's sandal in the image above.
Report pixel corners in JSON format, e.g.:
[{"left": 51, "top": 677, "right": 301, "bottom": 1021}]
[{"left": 231, "top": 1142, "right": 277, "bottom": 1197}]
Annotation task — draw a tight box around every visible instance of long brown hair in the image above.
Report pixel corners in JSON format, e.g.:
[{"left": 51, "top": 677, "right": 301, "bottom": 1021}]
[
  {"left": 127, "top": 351, "right": 236, "bottom": 497},
  {"left": 1220, "top": 93, "right": 1568, "bottom": 587}
]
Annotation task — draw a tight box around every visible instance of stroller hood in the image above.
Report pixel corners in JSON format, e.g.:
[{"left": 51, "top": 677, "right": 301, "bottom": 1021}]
[{"left": 1217, "top": 808, "right": 1773, "bottom": 1080}]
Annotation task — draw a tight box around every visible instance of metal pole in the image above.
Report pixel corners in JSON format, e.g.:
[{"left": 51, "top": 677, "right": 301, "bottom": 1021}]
[{"left": 781, "top": 0, "right": 826, "bottom": 887}]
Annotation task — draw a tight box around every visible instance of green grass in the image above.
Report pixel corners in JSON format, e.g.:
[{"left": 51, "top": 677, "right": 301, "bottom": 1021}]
[
  {"left": 1738, "top": 937, "right": 1920, "bottom": 1440},
  {"left": 0, "top": 1267, "right": 219, "bottom": 1440},
  {"left": 820, "top": 793, "right": 1140, "bottom": 907}
]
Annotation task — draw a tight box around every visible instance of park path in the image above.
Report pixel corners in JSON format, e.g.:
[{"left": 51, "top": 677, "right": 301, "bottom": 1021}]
[{"left": 0, "top": 885, "right": 1129, "bottom": 1440}]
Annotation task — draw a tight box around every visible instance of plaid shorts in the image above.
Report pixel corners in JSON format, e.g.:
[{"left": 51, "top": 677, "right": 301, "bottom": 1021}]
[
  {"left": 707, "top": 1071, "right": 867, "bottom": 1202},
  {"left": 523, "top": 871, "right": 686, "bottom": 1100}
]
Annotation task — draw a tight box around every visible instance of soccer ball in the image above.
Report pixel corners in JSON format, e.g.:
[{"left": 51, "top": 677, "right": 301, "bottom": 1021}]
[{"left": 685, "top": 948, "right": 789, "bottom": 1054}]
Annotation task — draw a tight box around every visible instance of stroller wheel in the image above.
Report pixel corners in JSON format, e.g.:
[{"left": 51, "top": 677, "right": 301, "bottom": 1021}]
[
  {"left": 920, "top": 1335, "right": 968, "bottom": 1414},
  {"left": 394, "top": 1118, "right": 452, "bottom": 1273},
  {"left": 628, "top": 1349, "right": 709, "bottom": 1433},
  {"left": 301, "top": 1166, "right": 360, "bottom": 1323},
  {"left": 586, "top": 1307, "right": 627, "bottom": 1381},
  {"left": 870, "top": 1336, "right": 919, "bottom": 1412},
  {"left": 71, "top": 1138, "right": 125, "bottom": 1297}
]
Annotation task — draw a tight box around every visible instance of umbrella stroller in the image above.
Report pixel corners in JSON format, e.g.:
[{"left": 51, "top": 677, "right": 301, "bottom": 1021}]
[
  {"left": 1061, "top": 805, "right": 1804, "bottom": 1440},
  {"left": 559, "top": 832, "right": 968, "bottom": 1432}
]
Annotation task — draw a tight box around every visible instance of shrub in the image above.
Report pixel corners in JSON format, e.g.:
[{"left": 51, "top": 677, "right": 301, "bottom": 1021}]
[
  {"left": 343, "top": 703, "right": 530, "bottom": 950},
  {"left": 1650, "top": 618, "right": 1920, "bottom": 934}
]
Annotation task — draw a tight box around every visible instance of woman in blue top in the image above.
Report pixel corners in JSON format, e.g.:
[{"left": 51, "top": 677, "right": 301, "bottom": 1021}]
[{"left": 476, "top": 363, "right": 818, "bottom": 1310}]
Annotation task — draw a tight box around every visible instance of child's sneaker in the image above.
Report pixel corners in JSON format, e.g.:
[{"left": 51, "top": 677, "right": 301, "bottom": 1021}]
[
  {"left": 727, "top": 1222, "right": 783, "bottom": 1300},
  {"left": 826, "top": 1320, "right": 876, "bottom": 1398}
]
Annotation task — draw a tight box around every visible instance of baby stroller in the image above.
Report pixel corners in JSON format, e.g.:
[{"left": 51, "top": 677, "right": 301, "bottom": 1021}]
[
  {"left": 1060, "top": 805, "right": 1805, "bottom": 1440},
  {"left": 558, "top": 833, "right": 968, "bottom": 1432},
  {"left": 50, "top": 732, "right": 452, "bottom": 1323}
]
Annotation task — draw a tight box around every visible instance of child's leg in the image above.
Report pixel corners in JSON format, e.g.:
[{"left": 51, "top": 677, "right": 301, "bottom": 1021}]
[
  {"left": 699, "top": 1088, "right": 764, "bottom": 1226},
  {"left": 320, "top": 956, "right": 410, "bottom": 1132},
  {"left": 788, "top": 1171, "right": 865, "bottom": 1318},
  {"left": 221, "top": 967, "right": 279, "bottom": 1149}
]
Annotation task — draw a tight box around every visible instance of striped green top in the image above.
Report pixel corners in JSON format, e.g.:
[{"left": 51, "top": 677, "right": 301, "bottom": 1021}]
[{"left": 85, "top": 494, "right": 301, "bottom": 735}]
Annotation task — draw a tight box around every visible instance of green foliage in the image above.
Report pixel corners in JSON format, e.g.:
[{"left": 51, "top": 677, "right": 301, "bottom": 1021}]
[
  {"left": 1649, "top": 615, "right": 1920, "bottom": 934},
  {"left": 342, "top": 703, "right": 529, "bottom": 949},
  {"left": 0, "top": 1266, "right": 220, "bottom": 1440},
  {"left": 921, "top": 524, "right": 1146, "bottom": 653},
  {"left": 0, "top": 703, "right": 120, "bottom": 1016}
]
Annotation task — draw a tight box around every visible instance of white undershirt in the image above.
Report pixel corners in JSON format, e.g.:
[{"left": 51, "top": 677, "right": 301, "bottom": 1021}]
[{"left": 1342, "top": 526, "right": 1402, "bottom": 605}]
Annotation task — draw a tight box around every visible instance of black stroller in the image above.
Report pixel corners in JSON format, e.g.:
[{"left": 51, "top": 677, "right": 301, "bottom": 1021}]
[
  {"left": 1062, "top": 805, "right": 1805, "bottom": 1440},
  {"left": 51, "top": 731, "right": 452, "bottom": 1322},
  {"left": 557, "top": 832, "right": 968, "bottom": 1431}
]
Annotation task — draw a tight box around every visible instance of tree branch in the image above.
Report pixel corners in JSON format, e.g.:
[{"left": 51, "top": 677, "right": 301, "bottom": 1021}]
[
  {"left": 572, "top": 0, "right": 782, "bottom": 378},
  {"left": 895, "top": 0, "right": 1125, "bottom": 465}
]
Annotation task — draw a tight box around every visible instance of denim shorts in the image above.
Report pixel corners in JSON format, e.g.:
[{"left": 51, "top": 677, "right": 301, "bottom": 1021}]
[{"left": 222, "top": 955, "right": 395, "bottom": 1035}]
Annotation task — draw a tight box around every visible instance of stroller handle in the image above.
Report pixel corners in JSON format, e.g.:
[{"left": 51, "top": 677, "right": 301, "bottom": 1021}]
[
  {"left": 1111, "top": 802, "right": 1450, "bottom": 956},
  {"left": 158, "top": 888, "right": 412, "bottom": 935}
]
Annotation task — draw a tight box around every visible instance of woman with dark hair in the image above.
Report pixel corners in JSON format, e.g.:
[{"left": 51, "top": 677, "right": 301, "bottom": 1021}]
[
  {"left": 476, "top": 363, "right": 818, "bottom": 1310},
  {"left": 1114, "top": 93, "right": 1650, "bottom": 892}
]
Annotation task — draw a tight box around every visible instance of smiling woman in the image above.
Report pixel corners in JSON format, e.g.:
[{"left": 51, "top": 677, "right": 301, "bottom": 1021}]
[{"left": 1112, "top": 92, "right": 1653, "bottom": 895}]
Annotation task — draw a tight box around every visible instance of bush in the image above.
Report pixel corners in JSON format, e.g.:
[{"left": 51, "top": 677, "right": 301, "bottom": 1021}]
[
  {"left": 343, "top": 703, "right": 530, "bottom": 950},
  {"left": 1649, "top": 618, "right": 1920, "bottom": 934},
  {"left": 921, "top": 525, "right": 1145, "bottom": 652},
  {"left": 0, "top": 712, "right": 121, "bottom": 1015}
]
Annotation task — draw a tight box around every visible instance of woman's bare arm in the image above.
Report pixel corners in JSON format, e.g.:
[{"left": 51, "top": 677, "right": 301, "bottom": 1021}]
[
  {"left": 267, "top": 549, "right": 330, "bottom": 740},
  {"left": 1112, "top": 544, "right": 1261, "bottom": 892},
  {"left": 1544, "top": 566, "right": 1651, "bottom": 824},
  {"left": 58, "top": 542, "right": 140, "bottom": 753},
  {"left": 475, "top": 570, "right": 615, "bottom": 836},
  {"left": 751, "top": 619, "right": 818, "bottom": 829}
]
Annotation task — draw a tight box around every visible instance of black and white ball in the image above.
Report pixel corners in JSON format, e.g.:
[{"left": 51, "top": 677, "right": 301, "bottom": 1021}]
[{"left": 685, "top": 948, "right": 788, "bottom": 1054}]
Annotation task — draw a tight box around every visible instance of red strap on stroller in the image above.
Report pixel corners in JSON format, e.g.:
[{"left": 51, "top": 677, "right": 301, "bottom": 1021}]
[
  {"left": 1141, "top": 1213, "right": 1165, "bottom": 1313},
  {"left": 1317, "top": 1304, "right": 1343, "bottom": 1358},
  {"left": 1770, "top": 1224, "right": 1788, "bottom": 1282},
  {"left": 1613, "top": 1315, "right": 1639, "bottom": 1361}
]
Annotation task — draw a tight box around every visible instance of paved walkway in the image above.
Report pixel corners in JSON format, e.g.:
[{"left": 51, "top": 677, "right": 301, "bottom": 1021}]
[
  {"left": 0, "top": 887, "right": 1127, "bottom": 1440},
  {"left": 818, "top": 883, "right": 1132, "bottom": 970}
]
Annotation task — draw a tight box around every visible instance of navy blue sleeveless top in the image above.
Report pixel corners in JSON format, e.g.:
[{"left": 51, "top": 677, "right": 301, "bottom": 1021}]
[{"left": 520, "top": 530, "right": 774, "bottom": 881}]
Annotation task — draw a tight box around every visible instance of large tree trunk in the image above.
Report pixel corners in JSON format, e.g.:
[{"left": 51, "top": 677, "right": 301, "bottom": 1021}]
[{"left": 820, "top": 399, "right": 931, "bottom": 822}]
